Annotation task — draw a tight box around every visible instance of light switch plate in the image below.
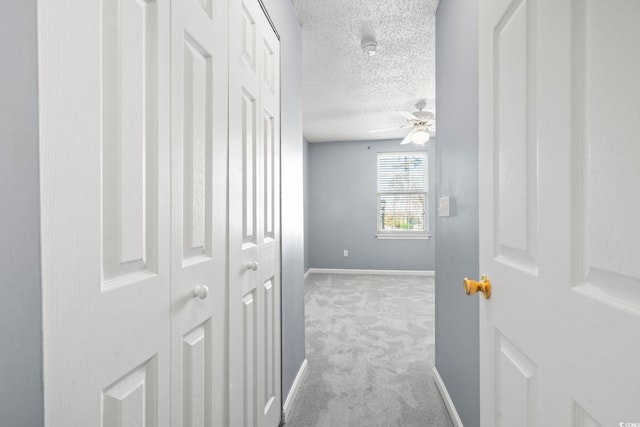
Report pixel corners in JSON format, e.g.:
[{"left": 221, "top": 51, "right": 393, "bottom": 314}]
[{"left": 439, "top": 196, "right": 450, "bottom": 217}]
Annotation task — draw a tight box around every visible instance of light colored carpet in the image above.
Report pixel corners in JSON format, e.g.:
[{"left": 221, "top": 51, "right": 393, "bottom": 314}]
[{"left": 284, "top": 274, "right": 453, "bottom": 427}]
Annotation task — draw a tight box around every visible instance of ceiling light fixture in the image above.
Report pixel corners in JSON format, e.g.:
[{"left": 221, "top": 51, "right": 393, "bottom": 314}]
[
  {"left": 361, "top": 38, "right": 378, "bottom": 56},
  {"left": 411, "top": 127, "right": 431, "bottom": 145}
]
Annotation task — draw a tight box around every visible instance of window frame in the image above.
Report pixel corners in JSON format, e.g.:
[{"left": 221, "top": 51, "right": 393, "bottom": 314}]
[{"left": 376, "top": 151, "right": 430, "bottom": 240}]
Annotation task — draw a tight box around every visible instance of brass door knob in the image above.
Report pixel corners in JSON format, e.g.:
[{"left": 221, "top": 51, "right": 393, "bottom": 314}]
[{"left": 463, "top": 275, "right": 491, "bottom": 299}]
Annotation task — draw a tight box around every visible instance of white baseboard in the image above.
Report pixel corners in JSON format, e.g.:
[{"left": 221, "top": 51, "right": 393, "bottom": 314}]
[
  {"left": 432, "top": 366, "right": 464, "bottom": 427},
  {"left": 306, "top": 268, "right": 435, "bottom": 277},
  {"left": 282, "top": 358, "right": 308, "bottom": 422},
  {"left": 304, "top": 269, "right": 311, "bottom": 279}
]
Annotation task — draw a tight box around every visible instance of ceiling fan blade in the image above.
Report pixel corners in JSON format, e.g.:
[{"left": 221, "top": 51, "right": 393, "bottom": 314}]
[
  {"left": 368, "top": 124, "right": 412, "bottom": 133},
  {"left": 400, "top": 132, "right": 413, "bottom": 145},
  {"left": 396, "top": 110, "right": 418, "bottom": 120}
]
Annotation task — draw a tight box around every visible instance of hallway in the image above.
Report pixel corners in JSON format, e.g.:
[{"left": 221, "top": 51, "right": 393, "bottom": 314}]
[{"left": 285, "top": 274, "right": 452, "bottom": 427}]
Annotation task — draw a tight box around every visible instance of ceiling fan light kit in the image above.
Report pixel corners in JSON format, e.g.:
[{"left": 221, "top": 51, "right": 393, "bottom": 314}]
[{"left": 411, "top": 129, "right": 430, "bottom": 145}]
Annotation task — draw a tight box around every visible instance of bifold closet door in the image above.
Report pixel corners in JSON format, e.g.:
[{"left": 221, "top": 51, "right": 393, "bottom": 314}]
[
  {"left": 39, "top": 0, "right": 172, "bottom": 425},
  {"left": 228, "top": 0, "right": 282, "bottom": 426},
  {"left": 170, "top": 0, "right": 228, "bottom": 425}
]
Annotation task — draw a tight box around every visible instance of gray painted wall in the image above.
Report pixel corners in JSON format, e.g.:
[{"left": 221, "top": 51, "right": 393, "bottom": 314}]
[
  {"left": 434, "top": 0, "right": 480, "bottom": 426},
  {"left": 308, "top": 139, "right": 436, "bottom": 271},
  {"left": 260, "top": 0, "right": 306, "bottom": 403},
  {"left": 0, "top": 1, "right": 44, "bottom": 426},
  {"left": 303, "top": 138, "right": 311, "bottom": 273}
]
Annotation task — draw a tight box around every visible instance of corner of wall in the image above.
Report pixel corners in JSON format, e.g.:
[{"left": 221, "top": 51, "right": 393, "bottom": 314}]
[
  {"left": 260, "top": 0, "right": 306, "bottom": 405},
  {"left": 434, "top": 0, "right": 480, "bottom": 425},
  {"left": 0, "top": 1, "right": 44, "bottom": 426}
]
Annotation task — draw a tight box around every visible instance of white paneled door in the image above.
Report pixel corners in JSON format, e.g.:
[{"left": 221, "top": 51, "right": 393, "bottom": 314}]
[
  {"left": 170, "top": 0, "right": 228, "bottom": 426},
  {"left": 39, "top": 0, "right": 172, "bottom": 425},
  {"left": 479, "top": 0, "right": 640, "bottom": 425},
  {"left": 39, "top": 0, "right": 254, "bottom": 425},
  {"left": 228, "top": 0, "right": 281, "bottom": 426}
]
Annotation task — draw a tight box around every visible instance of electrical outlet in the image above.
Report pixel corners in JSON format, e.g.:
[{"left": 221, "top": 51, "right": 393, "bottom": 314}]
[{"left": 343, "top": 250, "right": 348, "bottom": 257}]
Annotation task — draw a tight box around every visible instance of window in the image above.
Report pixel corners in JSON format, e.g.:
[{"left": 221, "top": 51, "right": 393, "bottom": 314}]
[{"left": 376, "top": 152, "right": 428, "bottom": 238}]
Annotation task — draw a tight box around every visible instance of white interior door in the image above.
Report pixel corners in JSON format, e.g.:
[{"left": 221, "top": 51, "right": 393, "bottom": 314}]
[
  {"left": 479, "top": 0, "right": 640, "bottom": 425},
  {"left": 170, "top": 0, "right": 228, "bottom": 426},
  {"left": 228, "top": 0, "right": 281, "bottom": 426},
  {"left": 39, "top": 0, "right": 172, "bottom": 425}
]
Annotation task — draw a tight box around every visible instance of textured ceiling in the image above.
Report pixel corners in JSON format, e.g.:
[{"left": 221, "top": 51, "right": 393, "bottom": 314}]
[{"left": 292, "top": 0, "right": 439, "bottom": 143}]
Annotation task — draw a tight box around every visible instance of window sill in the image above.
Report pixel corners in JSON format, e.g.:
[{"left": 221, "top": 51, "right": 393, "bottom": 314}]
[{"left": 376, "top": 234, "right": 431, "bottom": 240}]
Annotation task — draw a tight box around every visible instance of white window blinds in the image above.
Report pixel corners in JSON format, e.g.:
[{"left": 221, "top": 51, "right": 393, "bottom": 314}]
[{"left": 377, "top": 152, "right": 428, "bottom": 236}]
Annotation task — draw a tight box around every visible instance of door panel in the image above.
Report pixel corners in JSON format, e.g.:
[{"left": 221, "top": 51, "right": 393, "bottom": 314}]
[
  {"left": 263, "top": 113, "right": 275, "bottom": 241},
  {"left": 493, "top": 0, "right": 538, "bottom": 274},
  {"left": 573, "top": 403, "right": 603, "bottom": 427},
  {"left": 103, "top": 358, "right": 160, "bottom": 427},
  {"left": 573, "top": 0, "right": 640, "bottom": 304},
  {"left": 495, "top": 334, "right": 537, "bottom": 427},
  {"left": 242, "top": 89, "right": 259, "bottom": 248},
  {"left": 170, "top": 0, "right": 228, "bottom": 426},
  {"left": 182, "top": 321, "right": 213, "bottom": 427},
  {"left": 262, "top": 278, "right": 277, "bottom": 415},
  {"left": 39, "top": 0, "right": 171, "bottom": 425},
  {"left": 242, "top": 291, "right": 258, "bottom": 427},
  {"left": 229, "top": 0, "right": 281, "bottom": 426},
  {"left": 102, "top": 0, "right": 161, "bottom": 282},
  {"left": 182, "top": 34, "right": 212, "bottom": 261},
  {"left": 480, "top": 0, "right": 640, "bottom": 426}
]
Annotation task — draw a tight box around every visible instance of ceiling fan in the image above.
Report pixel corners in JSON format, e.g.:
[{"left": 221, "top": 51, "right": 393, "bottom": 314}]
[{"left": 369, "top": 101, "right": 435, "bottom": 145}]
